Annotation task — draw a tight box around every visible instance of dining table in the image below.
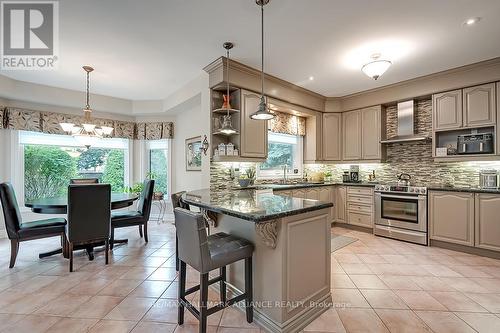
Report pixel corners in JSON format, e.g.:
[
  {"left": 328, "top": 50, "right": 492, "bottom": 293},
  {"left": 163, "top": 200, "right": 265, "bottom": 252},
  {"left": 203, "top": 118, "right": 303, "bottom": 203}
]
[{"left": 25, "top": 192, "right": 139, "bottom": 260}]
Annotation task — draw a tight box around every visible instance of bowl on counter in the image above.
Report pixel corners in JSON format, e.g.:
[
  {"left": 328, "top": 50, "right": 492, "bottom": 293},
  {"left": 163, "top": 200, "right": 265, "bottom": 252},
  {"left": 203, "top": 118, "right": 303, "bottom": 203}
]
[{"left": 238, "top": 178, "right": 252, "bottom": 188}]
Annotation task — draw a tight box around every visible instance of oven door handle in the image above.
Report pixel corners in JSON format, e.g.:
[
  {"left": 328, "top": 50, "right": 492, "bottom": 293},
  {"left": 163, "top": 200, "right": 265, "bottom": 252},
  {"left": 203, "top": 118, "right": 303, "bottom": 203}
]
[{"left": 376, "top": 193, "right": 426, "bottom": 200}]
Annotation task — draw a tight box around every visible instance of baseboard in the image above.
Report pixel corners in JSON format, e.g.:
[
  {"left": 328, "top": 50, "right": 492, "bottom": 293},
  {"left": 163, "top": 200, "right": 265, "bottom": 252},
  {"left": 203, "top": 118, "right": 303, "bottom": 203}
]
[
  {"left": 332, "top": 222, "right": 373, "bottom": 234},
  {"left": 430, "top": 240, "right": 500, "bottom": 260}
]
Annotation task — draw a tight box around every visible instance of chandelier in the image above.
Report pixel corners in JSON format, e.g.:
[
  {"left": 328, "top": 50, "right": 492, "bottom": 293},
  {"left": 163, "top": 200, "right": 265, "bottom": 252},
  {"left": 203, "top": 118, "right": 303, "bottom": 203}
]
[{"left": 59, "top": 66, "right": 114, "bottom": 148}]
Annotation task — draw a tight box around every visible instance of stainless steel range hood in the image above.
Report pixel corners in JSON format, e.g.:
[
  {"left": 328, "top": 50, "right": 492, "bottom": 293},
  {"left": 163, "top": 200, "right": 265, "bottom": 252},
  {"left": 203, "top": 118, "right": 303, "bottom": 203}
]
[{"left": 380, "top": 100, "right": 430, "bottom": 144}]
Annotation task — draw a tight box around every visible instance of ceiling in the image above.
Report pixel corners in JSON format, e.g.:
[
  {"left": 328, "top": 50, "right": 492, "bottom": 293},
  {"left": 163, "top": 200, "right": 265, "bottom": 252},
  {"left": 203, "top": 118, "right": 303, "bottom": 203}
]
[{"left": 1, "top": 0, "right": 500, "bottom": 101}]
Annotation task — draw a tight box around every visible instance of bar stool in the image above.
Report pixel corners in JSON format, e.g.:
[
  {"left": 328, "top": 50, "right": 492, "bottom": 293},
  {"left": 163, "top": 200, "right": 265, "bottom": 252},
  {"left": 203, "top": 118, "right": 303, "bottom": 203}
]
[{"left": 174, "top": 207, "right": 254, "bottom": 333}]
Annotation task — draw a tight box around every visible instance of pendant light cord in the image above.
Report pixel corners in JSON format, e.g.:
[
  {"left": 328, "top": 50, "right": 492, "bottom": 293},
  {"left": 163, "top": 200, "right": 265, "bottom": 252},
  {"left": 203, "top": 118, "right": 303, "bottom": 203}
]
[
  {"left": 86, "top": 70, "right": 90, "bottom": 110},
  {"left": 261, "top": 2, "right": 264, "bottom": 96},
  {"left": 226, "top": 47, "right": 230, "bottom": 117}
]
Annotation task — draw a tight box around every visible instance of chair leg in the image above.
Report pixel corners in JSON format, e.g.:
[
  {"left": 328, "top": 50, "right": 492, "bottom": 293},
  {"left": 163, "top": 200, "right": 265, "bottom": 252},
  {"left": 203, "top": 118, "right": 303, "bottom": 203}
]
[
  {"left": 175, "top": 235, "right": 179, "bottom": 272},
  {"left": 244, "top": 256, "right": 253, "bottom": 323},
  {"left": 178, "top": 260, "right": 186, "bottom": 325},
  {"left": 220, "top": 266, "right": 227, "bottom": 304},
  {"left": 199, "top": 272, "right": 209, "bottom": 333},
  {"left": 110, "top": 227, "right": 115, "bottom": 250},
  {"left": 69, "top": 243, "right": 74, "bottom": 272},
  {"left": 143, "top": 222, "right": 148, "bottom": 243},
  {"left": 105, "top": 239, "right": 109, "bottom": 265},
  {"left": 9, "top": 239, "right": 19, "bottom": 269},
  {"left": 138, "top": 225, "right": 143, "bottom": 238}
]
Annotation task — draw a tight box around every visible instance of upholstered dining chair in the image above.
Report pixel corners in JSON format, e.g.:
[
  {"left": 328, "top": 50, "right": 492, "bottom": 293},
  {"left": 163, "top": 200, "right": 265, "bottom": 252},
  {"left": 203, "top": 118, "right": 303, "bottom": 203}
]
[
  {"left": 171, "top": 191, "right": 189, "bottom": 271},
  {"left": 110, "top": 179, "right": 154, "bottom": 249},
  {"left": 66, "top": 184, "right": 111, "bottom": 272},
  {"left": 70, "top": 178, "right": 99, "bottom": 184},
  {"left": 0, "top": 182, "right": 67, "bottom": 268}
]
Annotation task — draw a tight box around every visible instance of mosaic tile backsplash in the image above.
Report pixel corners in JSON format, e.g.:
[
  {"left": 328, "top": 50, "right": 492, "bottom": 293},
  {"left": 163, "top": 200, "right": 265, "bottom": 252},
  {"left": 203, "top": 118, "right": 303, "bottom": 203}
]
[{"left": 210, "top": 99, "right": 500, "bottom": 191}]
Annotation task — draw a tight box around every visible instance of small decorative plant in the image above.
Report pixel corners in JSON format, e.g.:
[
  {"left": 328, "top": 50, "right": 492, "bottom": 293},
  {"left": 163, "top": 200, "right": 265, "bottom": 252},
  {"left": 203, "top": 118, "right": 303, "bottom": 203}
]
[{"left": 245, "top": 166, "right": 256, "bottom": 185}]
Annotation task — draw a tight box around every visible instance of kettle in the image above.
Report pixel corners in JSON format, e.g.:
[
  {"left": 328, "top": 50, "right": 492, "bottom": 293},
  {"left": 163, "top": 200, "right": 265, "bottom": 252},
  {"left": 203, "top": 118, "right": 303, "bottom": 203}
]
[{"left": 397, "top": 173, "right": 411, "bottom": 186}]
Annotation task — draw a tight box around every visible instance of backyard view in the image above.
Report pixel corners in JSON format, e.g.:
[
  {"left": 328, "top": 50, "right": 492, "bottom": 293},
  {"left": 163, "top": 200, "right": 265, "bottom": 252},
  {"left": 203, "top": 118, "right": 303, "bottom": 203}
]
[{"left": 24, "top": 145, "right": 125, "bottom": 201}]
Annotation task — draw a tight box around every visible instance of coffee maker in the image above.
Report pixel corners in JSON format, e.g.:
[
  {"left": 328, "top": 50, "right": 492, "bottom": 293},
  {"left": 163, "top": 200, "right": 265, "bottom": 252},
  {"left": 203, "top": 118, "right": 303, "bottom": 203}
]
[{"left": 349, "top": 165, "right": 360, "bottom": 183}]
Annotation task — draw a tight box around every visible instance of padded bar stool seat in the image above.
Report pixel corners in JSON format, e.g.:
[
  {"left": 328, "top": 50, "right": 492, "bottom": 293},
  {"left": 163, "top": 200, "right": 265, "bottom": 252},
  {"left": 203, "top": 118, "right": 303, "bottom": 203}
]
[{"left": 174, "top": 207, "right": 254, "bottom": 333}]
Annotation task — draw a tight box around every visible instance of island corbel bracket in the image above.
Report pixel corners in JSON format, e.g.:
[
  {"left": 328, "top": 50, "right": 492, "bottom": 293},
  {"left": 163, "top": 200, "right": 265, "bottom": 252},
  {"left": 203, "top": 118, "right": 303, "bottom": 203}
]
[
  {"left": 201, "top": 208, "right": 218, "bottom": 228},
  {"left": 255, "top": 219, "right": 279, "bottom": 249}
]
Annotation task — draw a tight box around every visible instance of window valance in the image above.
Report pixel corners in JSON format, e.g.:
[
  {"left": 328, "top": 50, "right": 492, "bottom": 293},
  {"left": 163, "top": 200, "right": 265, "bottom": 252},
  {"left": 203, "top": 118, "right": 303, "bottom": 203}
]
[
  {"left": 0, "top": 107, "right": 173, "bottom": 140},
  {"left": 268, "top": 110, "right": 306, "bottom": 136}
]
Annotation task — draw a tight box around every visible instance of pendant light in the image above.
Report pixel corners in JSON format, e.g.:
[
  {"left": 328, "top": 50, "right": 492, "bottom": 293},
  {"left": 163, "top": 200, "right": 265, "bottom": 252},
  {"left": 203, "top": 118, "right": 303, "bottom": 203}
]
[
  {"left": 250, "top": 0, "right": 275, "bottom": 120},
  {"left": 218, "top": 42, "right": 238, "bottom": 135},
  {"left": 361, "top": 53, "right": 392, "bottom": 80}
]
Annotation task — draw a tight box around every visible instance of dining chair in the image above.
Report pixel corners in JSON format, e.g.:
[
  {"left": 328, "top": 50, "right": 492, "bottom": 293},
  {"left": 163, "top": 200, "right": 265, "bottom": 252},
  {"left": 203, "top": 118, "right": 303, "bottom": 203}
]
[
  {"left": 70, "top": 178, "right": 99, "bottom": 184},
  {"left": 174, "top": 207, "right": 254, "bottom": 333},
  {"left": 0, "top": 182, "right": 67, "bottom": 268},
  {"left": 171, "top": 191, "right": 189, "bottom": 271},
  {"left": 67, "top": 184, "right": 111, "bottom": 272},
  {"left": 110, "top": 179, "right": 154, "bottom": 249}
]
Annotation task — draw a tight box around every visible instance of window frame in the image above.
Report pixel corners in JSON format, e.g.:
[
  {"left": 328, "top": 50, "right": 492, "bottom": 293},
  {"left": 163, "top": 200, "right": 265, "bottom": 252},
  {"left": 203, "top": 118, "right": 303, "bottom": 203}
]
[
  {"left": 257, "top": 131, "right": 303, "bottom": 179},
  {"left": 146, "top": 139, "right": 170, "bottom": 195}
]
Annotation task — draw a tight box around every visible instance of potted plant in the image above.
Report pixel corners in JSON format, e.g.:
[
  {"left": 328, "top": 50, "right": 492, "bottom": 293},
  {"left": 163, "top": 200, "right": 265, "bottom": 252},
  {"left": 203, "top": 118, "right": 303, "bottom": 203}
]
[{"left": 239, "top": 166, "right": 256, "bottom": 188}]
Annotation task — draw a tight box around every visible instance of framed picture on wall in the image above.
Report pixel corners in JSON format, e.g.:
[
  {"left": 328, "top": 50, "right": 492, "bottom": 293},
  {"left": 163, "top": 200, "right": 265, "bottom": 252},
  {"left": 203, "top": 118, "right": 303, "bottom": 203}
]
[{"left": 185, "top": 136, "right": 202, "bottom": 171}]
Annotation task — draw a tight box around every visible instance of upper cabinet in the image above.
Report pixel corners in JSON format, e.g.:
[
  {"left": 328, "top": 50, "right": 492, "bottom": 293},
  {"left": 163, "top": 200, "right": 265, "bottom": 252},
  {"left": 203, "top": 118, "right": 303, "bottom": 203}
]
[
  {"left": 322, "top": 113, "right": 341, "bottom": 161},
  {"left": 463, "top": 83, "right": 496, "bottom": 127},
  {"left": 342, "top": 110, "right": 362, "bottom": 160},
  {"left": 361, "top": 106, "right": 382, "bottom": 160},
  {"left": 432, "top": 89, "right": 463, "bottom": 130},
  {"left": 240, "top": 90, "right": 268, "bottom": 158}
]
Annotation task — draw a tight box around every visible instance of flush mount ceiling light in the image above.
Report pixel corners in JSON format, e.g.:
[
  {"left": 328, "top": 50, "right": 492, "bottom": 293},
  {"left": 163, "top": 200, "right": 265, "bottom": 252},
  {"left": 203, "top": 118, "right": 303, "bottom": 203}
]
[
  {"left": 361, "top": 54, "right": 392, "bottom": 80},
  {"left": 250, "top": 0, "right": 275, "bottom": 121},
  {"left": 59, "top": 66, "right": 114, "bottom": 148},
  {"left": 464, "top": 17, "right": 481, "bottom": 26}
]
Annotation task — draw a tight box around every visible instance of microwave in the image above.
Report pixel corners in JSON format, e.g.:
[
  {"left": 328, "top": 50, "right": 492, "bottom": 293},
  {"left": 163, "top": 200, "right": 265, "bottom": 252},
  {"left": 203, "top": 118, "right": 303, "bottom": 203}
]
[{"left": 457, "top": 133, "right": 494, "bottom": 155}]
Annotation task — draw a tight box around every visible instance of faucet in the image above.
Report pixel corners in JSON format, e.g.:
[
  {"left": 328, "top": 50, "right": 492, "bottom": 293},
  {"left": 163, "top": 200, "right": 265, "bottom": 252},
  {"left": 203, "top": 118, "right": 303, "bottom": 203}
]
[{"left": 282, "top": 164, "right": 288, "bottom": 184}]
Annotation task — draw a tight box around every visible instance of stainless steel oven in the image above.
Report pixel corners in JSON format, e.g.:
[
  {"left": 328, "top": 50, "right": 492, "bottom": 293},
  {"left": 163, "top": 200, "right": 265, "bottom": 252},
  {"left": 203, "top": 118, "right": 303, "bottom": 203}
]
[{"left": 374, "top": 185, "right": 427, "bottom": 245}]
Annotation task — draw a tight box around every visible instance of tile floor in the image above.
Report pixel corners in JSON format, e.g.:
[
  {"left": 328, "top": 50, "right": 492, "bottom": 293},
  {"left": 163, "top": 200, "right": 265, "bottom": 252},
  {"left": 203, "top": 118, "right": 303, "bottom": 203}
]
[{"left": 0, "top": 222, "right": 499, "bottom": 332}]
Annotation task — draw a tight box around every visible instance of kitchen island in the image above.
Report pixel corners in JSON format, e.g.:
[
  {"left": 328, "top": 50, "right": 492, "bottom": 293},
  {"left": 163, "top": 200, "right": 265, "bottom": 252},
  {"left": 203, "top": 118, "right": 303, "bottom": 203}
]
[{"left": 182, "top": 189, "right": 333, "bottom": 333}]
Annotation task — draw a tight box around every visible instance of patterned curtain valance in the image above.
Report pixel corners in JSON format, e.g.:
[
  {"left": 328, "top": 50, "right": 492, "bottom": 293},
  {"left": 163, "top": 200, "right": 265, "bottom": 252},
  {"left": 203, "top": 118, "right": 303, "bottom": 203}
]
[
  {"left": 268, "top": 110, "right": 306, "bottom": 136},
  {"left": 0, "top": 107, "right": 5, "bottom": 129},
  {"left": 1, "top": 107, "right": 173, "bottom": 140}
]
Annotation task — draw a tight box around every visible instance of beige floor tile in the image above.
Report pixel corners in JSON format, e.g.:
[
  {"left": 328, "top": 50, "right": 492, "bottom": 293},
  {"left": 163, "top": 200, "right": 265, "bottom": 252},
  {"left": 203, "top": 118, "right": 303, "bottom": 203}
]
[
  {"left": 0, "top": 292, "right": 59, "bottom": 314},
  {"left": 105, "top": 297, "right": 156, "bottom": 321},
  {"left": 428, "top": 291, "right": 488, "bottom": 312},
  {"left": 174, "top": 324, "right": 217, "bottom": 333},
  {"left": 375, "top": 309, "right": 431, "bottom": 333},
  {"left": 337, "top": 308, "right": 389, "bottom": 333},
  {"left": 349, "top": 274, "right": 388, "bottom": 289},
  {"left": 415, "top": 311, "right": 475, "bottom": 333},
  {"left": 216, "top": 327, "right": 260, "bottom": 333},
  {"left": 465, "top": 293, "right": 500, "bottom": 313},
  {"left": 143, "top": 299, "right": 179, "bottom": 323},
  {"left": 69, "top": 295, "right": 124, "bottom": 319},
  {"left": 439, "top": 277, "right": 490, "bottom": 293},
  {"left": 331, "top": 288, "right": 370, "bottom": 308},
  {"left": 119, "top": 267, "right": 157, "bottom": 280},
  {"left": 470, "top": 278, "right": 500, "bottom": 293},
  {"left": 67, "top": 278, "right": 113, "bottom": 296},
  {"left": 219, "top": 307, "right": 259, "bottom": 329},
  {"left": 451, "top": 265, "right": 493, "bottom": 278},
  {"left": 132, "top": 321, "right": 177, "bottom": 333},
  {"left": 3, "top": 314, "right": 61, "bottom": 333},
  {"left": 380, "top": 255, "right": 409, "bottom": 264},
  {"left": 303, "top": 308, "right": 346, "bottom": 332},
  {"left": 160, "top": 282, "right": 179, "bottom": 299},
  {"left": 418, "top": 265, "right": 463, "bottom": 277},
  {"left": 455, "top": 312, "right": 500, "bottom": 333},
  {"left": 357, "top": 254, "right": 388, "bottom": 264},
  {"left": 130, "top": 280, "right": 171, "bottom": 298},
  {"left": 339, "top": 263, "right": 373, "bottom": 274},
  {"left": 378, "top": 275, "right": 422, "bottom": 291},
  {"left": 410, "top": 276, "right": 456, "bottom": 291},
  {"left": 89, "top": 319, "right": 137, "bottom": 333},
  {"left": 394, "top": 290, "right": 447, "bottom": 311},
  {"left": 6, "top": 275, "right": 59, "bottom": 294},
  {"left": 34, "top": 293, "right": 92, "bottom": 316},
  {"left": 331, "top": 274, "right": 356, "bottom": 289},
  {"left": 147, "top": 268, "right": 178, "bottom": 281},
  {"left": 45, "top": 317, "right": 98, "bottom": 333},
  {"left": 333, "top": 253, "right": 362, "bottom": 264},
  {"left": 360, "top": 289, "right": 408, "bottom": 309},
  {"left": 98, "top": 279, "right": 143, "bottom": 297}
]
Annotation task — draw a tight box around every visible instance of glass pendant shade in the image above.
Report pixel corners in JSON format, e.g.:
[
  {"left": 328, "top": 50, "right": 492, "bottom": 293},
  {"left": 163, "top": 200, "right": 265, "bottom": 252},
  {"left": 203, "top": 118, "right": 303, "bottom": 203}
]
[
  {"left": 219, "top": 115, "right": 237, "bottom": 135},
  {"left": 60, "top": 122, "right": 75, "bottom": 132},
  {"left": 361, "top": 59, "right": 391, "bottom": 80},
  {"left": 250, "top": 95, "right": 274, "bottom": 120}
]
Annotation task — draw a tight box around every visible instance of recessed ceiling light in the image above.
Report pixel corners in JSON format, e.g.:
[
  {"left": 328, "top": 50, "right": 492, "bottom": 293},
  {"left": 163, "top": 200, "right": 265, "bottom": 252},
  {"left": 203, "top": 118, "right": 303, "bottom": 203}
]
[
  {"left": 308, "top": 76, "right": 314, "bottom": 81},
  {"left": 464, "top": 17, "right": 481, "bottom": 26}
]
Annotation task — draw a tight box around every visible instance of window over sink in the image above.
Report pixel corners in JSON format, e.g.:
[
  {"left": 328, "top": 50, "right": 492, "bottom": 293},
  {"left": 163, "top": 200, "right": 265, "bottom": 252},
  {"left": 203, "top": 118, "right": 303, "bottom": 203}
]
[{"left": 257, "top": 131, "right": 303, "bottom": 179}]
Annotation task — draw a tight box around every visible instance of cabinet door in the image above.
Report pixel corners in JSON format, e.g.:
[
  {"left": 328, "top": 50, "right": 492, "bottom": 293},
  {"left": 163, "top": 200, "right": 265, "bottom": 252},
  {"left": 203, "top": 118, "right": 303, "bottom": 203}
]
[
  {"left": 429, "top": 191, "right": 474, "bottom": 246},
  {"left": 292, "top": 189, "right": 306, "bottom": 199},
  {"left": 240, "top": 90, "right": 268, "bottom": 158},
  {"left": 464, "top": 83, "right": 496, "bottom": 127},
  {"left": 335, "top": 186, "right": 347, "bottom": 223},
  {"left": 342, "top": 110, "right": 362, "bottom": 160},
  {"left": 305, "top": 188, "right": 320, "bottom": 200},
  {"left": 318, "top": 186, "right": 334, "bottom": 221},
  {"left": 498, "top": 83, "right": 500, "bottom": 156},
  {"left": 361, "top": 106, "right": 382, "bottom": 160},
  {"left": 475, "top": 193, "right": 500, "bottom": 251},
  {"left": 433, "top": 90, "right": 463, "bottom": 130},
  {"left": 322, "top": 113, "right": 341, "bottom": 161}
]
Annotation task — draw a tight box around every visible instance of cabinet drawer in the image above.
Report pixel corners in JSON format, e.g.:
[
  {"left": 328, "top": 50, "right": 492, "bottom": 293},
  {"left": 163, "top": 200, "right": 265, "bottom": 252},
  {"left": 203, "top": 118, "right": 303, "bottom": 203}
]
[
  {"left": 348, "top": 211, "right": 373, "bottom": 228},
  {"left": 347, "top": 203, "right": 372, "bottom": 214},
  {"left": 347, "top": 194, "right": 373, "bottom": 205},
  {"left": 347, "top": 187, "right": 373, "bottom": 196}
]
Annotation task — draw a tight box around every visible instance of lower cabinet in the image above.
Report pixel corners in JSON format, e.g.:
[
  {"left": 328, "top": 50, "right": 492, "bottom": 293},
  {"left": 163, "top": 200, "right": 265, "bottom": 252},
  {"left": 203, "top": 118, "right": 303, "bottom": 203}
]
[
  {"left": 335, "top": 186, "right": 347, "bottom": 223},
  {"left": 475, "top": 193, "right": 500, "bottom": 251},
  {"left": 274, "top": 186, "right": 334, "bottom": 222},
  {"left": 429, "top": 191, "right": 475, "bottom": 246},
  {"left": 346, "top": 187, "right": 374, "bottom": 228}
]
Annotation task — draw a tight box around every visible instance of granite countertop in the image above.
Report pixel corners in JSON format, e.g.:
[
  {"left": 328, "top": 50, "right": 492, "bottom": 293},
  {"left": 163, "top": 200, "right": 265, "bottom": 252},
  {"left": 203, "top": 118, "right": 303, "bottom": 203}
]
[
  {"left": 181, "top": 188, "right": 333, "bottom": 223},
  {"left": 234, "top": 181, "right": 378, "bottom": 191},
  {"left": 427, "top": 185, "right": 500, "bottom": 194}
]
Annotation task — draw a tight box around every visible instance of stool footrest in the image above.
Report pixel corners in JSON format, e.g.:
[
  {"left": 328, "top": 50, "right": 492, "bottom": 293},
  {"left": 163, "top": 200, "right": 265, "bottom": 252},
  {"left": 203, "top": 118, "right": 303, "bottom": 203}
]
[
  {"left": 181, "top": 293, "right": 249, "bottom": 320},
  {"left": 185, "top": 275, "right": 223, "bottom": 296}
]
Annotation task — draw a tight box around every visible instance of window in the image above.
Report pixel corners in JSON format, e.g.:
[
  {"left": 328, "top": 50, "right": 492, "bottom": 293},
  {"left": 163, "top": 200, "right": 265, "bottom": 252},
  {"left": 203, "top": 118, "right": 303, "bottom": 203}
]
[
  {"left": 20, "top": 131, "right": 130, "bottom": 201},
  {"left": 148, "top": 140, "right": 168, "bottom": 195},
  {"left": 257, "top": 131, "right": 303, "bottom": 178}
]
